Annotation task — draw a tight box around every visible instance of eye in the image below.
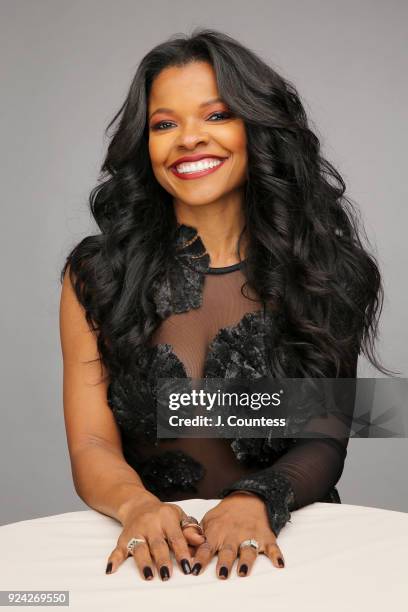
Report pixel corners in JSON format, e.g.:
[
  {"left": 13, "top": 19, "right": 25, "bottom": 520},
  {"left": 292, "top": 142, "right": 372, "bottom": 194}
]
[
  {"left": 150, "top": 121, "right": 175, "bottom": 131},
  {"left": 207, "top": 111, "right": 232, "bottom": 121},
  {"left": 150, "top": 111, "right": 232, "bottom": 131}
]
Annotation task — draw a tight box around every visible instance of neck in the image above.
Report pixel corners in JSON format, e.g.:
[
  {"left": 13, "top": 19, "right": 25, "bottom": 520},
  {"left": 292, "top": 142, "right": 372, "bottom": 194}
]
[{"left": 173, "top": 194, "right": 248, "bottom": 267}]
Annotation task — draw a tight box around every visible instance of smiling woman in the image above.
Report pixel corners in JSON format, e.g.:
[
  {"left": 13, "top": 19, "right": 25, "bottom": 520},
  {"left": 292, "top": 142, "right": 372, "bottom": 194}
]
[
  {"left": 60, "top": 28, "right": 391, "bottom": 583},
  {"left": 147, "top": 61, "right": 248, "bottom": 217}
]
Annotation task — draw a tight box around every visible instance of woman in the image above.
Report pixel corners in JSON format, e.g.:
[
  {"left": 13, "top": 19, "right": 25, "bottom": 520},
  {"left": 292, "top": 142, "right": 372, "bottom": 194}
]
[{"left": 59, "top": 28, "right": 390, "bottom": 582}]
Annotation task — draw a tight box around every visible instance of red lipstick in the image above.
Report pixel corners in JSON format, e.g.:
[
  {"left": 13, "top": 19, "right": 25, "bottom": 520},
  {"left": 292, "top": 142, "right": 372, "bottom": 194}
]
[{"left": 170, "top": 156, "right": 228, "bottom": 180}]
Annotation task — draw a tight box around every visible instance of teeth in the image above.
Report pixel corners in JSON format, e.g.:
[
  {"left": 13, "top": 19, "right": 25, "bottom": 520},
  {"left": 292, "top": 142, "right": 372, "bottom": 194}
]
[{"left": 175, "top": 158, "right": 224, "bottom": 174}]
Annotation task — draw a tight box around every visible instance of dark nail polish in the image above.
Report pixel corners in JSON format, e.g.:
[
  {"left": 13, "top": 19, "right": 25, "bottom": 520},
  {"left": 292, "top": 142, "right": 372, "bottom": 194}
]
[
  {"left": 239, "top": 563, "right": 248, "bottom": 576},
  {"left": 143, "top": 566, "right": 153, "bottom": 580},
  {"left": 181, "top": 559, "right": 191, "bottom": 574},
  {"left": 278, "top": 557, "right": 285, "bottom": 567},
  {"left": 219, "top": 566, "right": 228, "bottom": 578},
  {"left": 105, "top": 561, "right": 113, "bottom": 574},
  {"left": 192, "top": 563, "right": 202, "bottom": 575},
  {"left": 160, "top": 565, "right": 170, "bottom": 580}
]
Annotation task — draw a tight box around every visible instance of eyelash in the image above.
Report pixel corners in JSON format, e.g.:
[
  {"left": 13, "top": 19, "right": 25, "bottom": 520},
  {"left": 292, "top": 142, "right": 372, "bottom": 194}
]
[{"left": 150, "top": 111, "right": 232, "bottom": 131}]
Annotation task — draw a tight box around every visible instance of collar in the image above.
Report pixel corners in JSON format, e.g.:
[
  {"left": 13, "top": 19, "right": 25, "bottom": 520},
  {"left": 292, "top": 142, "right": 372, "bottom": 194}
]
[{"left": 152, "top": 222, "right": 249, "bottom": 319}]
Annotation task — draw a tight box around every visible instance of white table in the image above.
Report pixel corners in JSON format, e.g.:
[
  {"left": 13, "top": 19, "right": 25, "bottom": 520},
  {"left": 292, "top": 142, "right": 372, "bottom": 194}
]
[{"left": 1, "top": 499, "right": 407, "bottom": 611}]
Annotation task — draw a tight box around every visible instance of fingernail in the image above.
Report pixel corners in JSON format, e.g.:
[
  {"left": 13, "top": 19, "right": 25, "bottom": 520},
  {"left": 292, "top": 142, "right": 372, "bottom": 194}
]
[
  {"left": 278, "top": 557, "right": 285, "bottom": 567},
  {"left": 105, "top": 562, "right": 113, "bottom": 574},
  {"left": 239, "top": 563, "right": 248, "bottom": 576},
  {"left": 219, "top": 566, "right": 228, "bottom": 578},
  {"left": 192, "top": 563, "right": 202, "bottom": 575},
  {"left": 143, "top": 566, "right": 153, "bottom": 580},
  {"left": 181, "top": 559, "right": 191, "bottom": 574},
  {"left": 160, "top": 565, "right": 170, "bottom": 580}
]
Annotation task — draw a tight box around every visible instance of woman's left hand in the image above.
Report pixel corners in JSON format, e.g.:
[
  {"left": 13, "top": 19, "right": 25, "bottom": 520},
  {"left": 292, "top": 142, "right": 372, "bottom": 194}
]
[{"left": 190, "top": 491, "right": 286, "bottom": 579}]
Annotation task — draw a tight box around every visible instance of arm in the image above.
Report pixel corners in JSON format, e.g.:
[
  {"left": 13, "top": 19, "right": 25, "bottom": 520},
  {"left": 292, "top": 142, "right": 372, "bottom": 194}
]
[
  {"left": 220, "top": 368, "right": 357, "bottom": 537},
  {"left": 221, "top": 255, "right": 367, "bottom": 536},
  {"left": 220, "top": 435, "right": 347, "bottom": 537},
  {"left": 59, "top": 266, "right": 158, "bottom": 524}
]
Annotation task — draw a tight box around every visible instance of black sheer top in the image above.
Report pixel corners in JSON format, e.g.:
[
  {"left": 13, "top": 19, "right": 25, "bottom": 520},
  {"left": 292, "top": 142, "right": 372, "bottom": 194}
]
[{"left": 107, "top": 223, "right": 355, "bottom": 537}]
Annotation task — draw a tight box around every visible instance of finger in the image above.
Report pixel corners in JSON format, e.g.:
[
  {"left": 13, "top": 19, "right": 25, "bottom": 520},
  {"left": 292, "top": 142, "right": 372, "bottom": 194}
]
[
  {"left": 162, "top": 506, "right": 199, "bottom": 573},
  {"left": 264, "top": 541, "right": 285, "bottom": 569},
  {"left": 146, "top": 533, "right": 173, "bottom": 580},
  {"left": 237, "top": 543, "right": 260, "bottom": 577},
  {"left": 105, "top": 545, "right": 128, "bottom": 575},
  {"left": 164, "top": 528, "right": 194, "bottom": 575},
  {"left": 191, "top": 539, "right": 216, "bottom": 576},
  {"left": 216, "top": 541, "right": 239, "bottom": 580},
  {"left": 178, "top": 511, "right": 206, "bottom": 547},
  {"left": 182, "top": 526, "right": 206, "bottom": 547},
  {"left": 127, "top": 538, "right": 156, "bottom": 581}
]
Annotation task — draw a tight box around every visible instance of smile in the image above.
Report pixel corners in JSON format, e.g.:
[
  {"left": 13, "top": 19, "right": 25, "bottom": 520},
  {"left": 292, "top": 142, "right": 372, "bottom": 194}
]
[{"left": 170, "top": 157, "right": 228, "bottom": 180}]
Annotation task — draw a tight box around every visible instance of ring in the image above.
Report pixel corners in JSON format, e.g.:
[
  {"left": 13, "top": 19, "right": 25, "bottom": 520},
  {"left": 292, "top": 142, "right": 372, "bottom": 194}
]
[
  {"left": 239, "top": 539, "right": 260, "bottom": 552},
  {"left": 180, "top": 516, "right": 204, "bottom": 535},
  {"left": 127, "top": 537, "right": 147, "bottom": 555}
]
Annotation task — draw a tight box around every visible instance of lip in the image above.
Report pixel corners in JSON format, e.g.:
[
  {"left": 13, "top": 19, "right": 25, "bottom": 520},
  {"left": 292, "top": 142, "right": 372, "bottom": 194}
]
[
  {"left": 169, "top": 153, "right": 228, "bottom": 168},
  {"left": 170, "top": 157, "right": 228, "bottom": 180}
]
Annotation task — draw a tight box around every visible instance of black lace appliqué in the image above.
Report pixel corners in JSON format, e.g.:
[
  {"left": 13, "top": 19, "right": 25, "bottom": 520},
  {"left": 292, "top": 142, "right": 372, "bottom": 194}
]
[
  {"left": 205, "top": 308, "right": 281, "bottom": 379},
  {"left": 136, "top": 450, "right": 205, "bottom": 497},
  {"left": 220, "top": 470, "right": 296, "bottom": 537},
  {"left": 151, "top": 224, "right": 210, "bottom": 319},
  {"left": 107, "top": 343, "right": 187, "bottom": 443}
]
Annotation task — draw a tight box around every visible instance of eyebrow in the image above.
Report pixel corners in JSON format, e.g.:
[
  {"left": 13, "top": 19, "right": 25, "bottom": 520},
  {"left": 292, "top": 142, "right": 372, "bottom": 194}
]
[{"left": 149, "top": 97, "right": 225, "bottom": 120}]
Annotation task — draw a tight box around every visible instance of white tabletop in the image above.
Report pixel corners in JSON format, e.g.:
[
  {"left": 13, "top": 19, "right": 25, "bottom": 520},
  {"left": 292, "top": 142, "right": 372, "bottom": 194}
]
[{"left": 1, "top": 499, "right": 407, "bottom": 611}]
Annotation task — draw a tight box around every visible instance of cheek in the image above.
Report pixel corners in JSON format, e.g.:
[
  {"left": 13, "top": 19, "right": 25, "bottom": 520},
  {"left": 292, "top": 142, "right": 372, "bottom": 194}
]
[
  {"left": 148, "top": 135, "right": 173, "bottom": 172},
  {"left": 227, "top": 123, "right": 247, "bottom": 152},
  {"left": 229, "top": 130, "right": 248, "bottom": 173},
  {"left": 148, "top": 138, "right": 176, "bottom": 191},
  {"left": 148, "top": 139, "right": 162, "bottom": 167},
  {"left": 235, "top": 134, "right": 247, "bottom": 153},
  {"left": 226, "top": 129, "right": 247, "bottom": 170}
]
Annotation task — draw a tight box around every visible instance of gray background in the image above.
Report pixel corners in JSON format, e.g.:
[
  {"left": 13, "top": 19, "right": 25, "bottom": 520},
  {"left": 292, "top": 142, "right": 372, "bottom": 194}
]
[{"left": 1, "top": 0, "right": 406, "bottom": 526}]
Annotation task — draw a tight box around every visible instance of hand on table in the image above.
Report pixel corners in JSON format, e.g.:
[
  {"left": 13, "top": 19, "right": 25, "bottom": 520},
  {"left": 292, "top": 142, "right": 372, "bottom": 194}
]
[
  {"left": 187, "top": 491, "right": 285, "bottom": 579},
  {"left": 104, "top": 490, "right": 284, "bottom": 581},
  {"left": 104, "top": 491, "right": 206, "bottom": 581}
]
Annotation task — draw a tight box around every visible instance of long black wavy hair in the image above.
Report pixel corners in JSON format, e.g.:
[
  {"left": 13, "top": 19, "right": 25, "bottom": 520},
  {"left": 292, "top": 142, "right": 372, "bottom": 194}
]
[{"left": 60, "top": 27, "right": 395, "bottom": 383}]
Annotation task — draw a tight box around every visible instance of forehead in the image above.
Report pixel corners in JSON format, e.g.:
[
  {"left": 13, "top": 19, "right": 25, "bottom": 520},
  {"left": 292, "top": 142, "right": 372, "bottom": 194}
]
[{"left": 148, "top": 61, "right": 219, "bottom": 109}]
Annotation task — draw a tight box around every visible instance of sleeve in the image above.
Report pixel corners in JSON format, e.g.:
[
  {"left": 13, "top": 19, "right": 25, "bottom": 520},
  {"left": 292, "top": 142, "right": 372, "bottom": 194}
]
[
  {"left": 220, "top": 258, "right": 365, "bottom": 537},
  {"left": 220, "top": 434, "right": 348, "bottom": 538},
  {"left": 220, "top": 365, "right": 358, "bottom": 538}
]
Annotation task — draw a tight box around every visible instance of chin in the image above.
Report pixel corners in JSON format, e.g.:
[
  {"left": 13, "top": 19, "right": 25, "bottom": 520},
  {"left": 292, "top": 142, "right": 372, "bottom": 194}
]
[{"left": 182, "top": 188, "right": 231, "bottom": 203}]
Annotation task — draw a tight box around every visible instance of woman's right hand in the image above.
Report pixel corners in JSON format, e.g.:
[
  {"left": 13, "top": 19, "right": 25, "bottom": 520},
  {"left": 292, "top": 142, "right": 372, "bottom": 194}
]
[{"left": 105, "top": 491, "right": 206, "bottom": 581}]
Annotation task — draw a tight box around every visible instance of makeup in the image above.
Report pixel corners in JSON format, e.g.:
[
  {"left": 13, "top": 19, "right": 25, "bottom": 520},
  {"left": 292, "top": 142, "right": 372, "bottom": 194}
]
[{"left": 170, "top": 157, "right": 228, "bottom": 180}]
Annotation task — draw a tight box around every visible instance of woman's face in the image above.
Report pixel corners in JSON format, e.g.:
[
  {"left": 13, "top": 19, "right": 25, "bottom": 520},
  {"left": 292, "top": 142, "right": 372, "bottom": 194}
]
[{"left": 147, "top": 61, "right": 247, "bottom": 207}]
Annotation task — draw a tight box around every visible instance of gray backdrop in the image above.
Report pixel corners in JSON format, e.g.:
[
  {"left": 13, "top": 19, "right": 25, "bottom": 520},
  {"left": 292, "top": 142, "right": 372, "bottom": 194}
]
[{"left": 1, "top": 0, "right": 407, "bottom": 526}]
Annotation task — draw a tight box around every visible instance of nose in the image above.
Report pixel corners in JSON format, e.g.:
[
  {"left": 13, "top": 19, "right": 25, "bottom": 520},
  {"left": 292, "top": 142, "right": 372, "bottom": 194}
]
[{"left": 176, "top": 120, "right": 210, "bottom": 149}]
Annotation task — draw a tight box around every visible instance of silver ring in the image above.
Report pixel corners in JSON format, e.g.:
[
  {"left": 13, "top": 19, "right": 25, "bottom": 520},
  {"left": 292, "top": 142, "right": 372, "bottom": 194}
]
[
  {"left": 127, "top": 537, "right": 147, "bottom": 555},
  {"left": 239, "top": 539, "right": 260, "bottom": 552},
  {"left": 180, "top": 516, "right": 204, "bottom": 535}
]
